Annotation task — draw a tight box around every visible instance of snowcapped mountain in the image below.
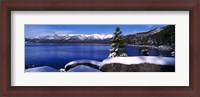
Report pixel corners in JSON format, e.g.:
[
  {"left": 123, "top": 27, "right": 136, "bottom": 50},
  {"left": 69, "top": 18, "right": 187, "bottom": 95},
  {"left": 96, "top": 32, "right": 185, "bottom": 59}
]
[
  {"left": 33, "top": 34, "right": 113, "bottom": 40},
  {"left": 26, "top": 34, "right": 113, "bottom": 43}
]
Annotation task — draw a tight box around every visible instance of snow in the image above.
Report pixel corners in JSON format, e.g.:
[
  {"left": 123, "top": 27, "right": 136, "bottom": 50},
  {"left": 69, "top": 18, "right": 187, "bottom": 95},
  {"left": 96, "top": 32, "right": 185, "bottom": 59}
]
[
  {"left": 59, "top": 68, "right": 66, "bottom": 72},
  {"left": 25, "top": 56, "right": 175, "bottom": 72},
  {"left": 67, "top": 65, "right": 101, "bottom": 72},
  {"left": 171, "top": 51, "right": 175, "bottom": 57},
  {"left": 35, "top": 34, "right": 113, "bottom": 40},
  {"left": 149, "top": 27, "right": 164, "bottom": 34},
  {"left": 25, "top": 66, "right": 59, "bottom": 72},
  {"left": 65, "top": 60, "right": 103, "bottom": 69},
  {"left": 102, "top": 56, "right": 175, "bottom": 66},
  {"left": 108, "top": 52, "right": 116, "bottom": 58},
  {"left": 65, "top": 56, "right": 174, "bottom": 71}
]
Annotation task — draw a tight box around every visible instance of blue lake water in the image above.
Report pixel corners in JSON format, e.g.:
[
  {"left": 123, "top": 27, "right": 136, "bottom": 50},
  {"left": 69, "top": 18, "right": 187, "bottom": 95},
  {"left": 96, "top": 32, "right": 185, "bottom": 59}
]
[{"left": 25, "top": 43, "right": 172, "bottom": 69}]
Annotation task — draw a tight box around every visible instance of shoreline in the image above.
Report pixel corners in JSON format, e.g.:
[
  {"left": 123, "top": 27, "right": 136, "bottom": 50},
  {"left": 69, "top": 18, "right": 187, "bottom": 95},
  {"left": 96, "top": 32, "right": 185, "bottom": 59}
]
[
  {"left": 128, "top": 44, "right": 174, "bottom": 51},
  {"left": 25, "top": 43, "right": 173, "bottom": 51}
]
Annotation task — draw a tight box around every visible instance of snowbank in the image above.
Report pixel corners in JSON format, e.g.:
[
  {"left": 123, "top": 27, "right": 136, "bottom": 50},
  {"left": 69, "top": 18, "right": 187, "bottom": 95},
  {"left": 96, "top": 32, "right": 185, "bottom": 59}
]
[
  {"left": 67, "top": 65, "right": 101, "bottom": 72},
  {"left": 25, "top": 66, "right": 59, "bottom": 72},
  {"left": 65, "top": 60, "right": 103, "bottom": 69},
  {"left": 102, "top": 56, "right": 175, "bottom": 66}
]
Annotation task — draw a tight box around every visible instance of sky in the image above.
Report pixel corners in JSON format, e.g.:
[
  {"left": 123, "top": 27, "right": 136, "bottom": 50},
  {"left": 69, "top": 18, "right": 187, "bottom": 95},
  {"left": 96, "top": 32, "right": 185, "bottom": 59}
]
[{"left": 25, "top": 25, "right": 166, "bottom": 38}]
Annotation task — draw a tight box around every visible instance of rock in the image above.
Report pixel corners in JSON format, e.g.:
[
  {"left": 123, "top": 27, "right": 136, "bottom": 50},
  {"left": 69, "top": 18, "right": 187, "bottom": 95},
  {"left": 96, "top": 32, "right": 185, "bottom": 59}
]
[{"left": 67, "top": 65, "right": 101, "bottom": 72}]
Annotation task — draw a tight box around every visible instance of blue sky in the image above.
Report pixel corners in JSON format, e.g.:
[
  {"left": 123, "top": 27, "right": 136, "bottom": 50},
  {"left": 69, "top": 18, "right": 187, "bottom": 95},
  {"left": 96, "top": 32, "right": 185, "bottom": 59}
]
[{"left": 25, "top": 25, "right": 166, "bottom": 38}]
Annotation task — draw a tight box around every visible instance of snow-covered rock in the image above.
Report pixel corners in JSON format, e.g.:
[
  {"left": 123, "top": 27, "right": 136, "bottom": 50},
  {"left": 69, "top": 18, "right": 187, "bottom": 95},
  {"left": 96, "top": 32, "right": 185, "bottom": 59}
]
[
  {"left": 102, "top": 56, "right": 175, "bottom": 66},
  {"left": 25, "top": 66, "right": 59, "bottom": 72},
  {"left": 25, "top": 56, "right": 175, "bottom": 72},
  {"left": 59, "top": 68, "right": 66, "bottom": 72},
  {"left": 67, "top": 65, "right": 101, "bottom": 72},
  {"left": 65, "top": 60, "right": 103, "bottom": 69}
]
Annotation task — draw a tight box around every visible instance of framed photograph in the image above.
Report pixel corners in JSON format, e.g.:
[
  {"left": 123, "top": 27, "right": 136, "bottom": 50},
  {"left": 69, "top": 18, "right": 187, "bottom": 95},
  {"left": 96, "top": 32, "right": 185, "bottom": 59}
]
[
  {"left": 24, "top": 24, "right": 176, "bottom": 73},
  {"left": 1, "top": 0, "right": 199, "bottom": 96}
]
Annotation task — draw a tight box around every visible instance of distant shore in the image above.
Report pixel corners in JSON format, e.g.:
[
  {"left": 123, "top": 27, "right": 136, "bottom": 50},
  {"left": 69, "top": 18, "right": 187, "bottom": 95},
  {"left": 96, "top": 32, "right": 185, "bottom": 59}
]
[
  {"left": 128, "top": 44, "right": 174, "bottom": 51},
  {"left": 25, "top": 42, "right": 173, "bottom": 51}
]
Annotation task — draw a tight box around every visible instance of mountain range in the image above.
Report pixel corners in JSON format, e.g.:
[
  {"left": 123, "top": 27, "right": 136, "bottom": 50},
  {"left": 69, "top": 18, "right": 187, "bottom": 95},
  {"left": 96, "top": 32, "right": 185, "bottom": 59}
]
[
  {"left": 26, "top": 25, "right": 175, "bottom": 47},
  {"left": 124, "top": 25, "right": 175, "bottom": 46},
  {"left": 26, "top": 34, "right": 113, "bottom": 43}
]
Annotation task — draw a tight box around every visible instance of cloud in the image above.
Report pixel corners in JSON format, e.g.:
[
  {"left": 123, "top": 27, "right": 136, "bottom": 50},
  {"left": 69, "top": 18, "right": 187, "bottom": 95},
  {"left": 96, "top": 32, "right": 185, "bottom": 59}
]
[
  {"left": 26, "top": 30, "right": 74, "bottom": 38},
  {"left": 25, "top": 25, "right": 55, "bottom": 38},
  {"left": 25, "top": 25, "right": 75, "bottom": 38},
  {"left": 54, "top": 30, "right": 74, "bottom": 34}
]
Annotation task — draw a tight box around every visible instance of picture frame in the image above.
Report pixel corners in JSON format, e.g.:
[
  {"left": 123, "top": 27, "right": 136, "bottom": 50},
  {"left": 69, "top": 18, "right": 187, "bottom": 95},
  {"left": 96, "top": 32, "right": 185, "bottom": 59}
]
[{"left": 0, "top": 0, "right": 199, "bottom": 96}]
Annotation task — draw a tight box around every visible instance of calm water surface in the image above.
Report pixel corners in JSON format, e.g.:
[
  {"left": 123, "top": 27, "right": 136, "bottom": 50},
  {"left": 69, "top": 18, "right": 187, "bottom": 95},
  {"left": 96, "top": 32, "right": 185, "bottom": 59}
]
[{"left": 25, "top": 43, "right": 172, "bottom": 69}]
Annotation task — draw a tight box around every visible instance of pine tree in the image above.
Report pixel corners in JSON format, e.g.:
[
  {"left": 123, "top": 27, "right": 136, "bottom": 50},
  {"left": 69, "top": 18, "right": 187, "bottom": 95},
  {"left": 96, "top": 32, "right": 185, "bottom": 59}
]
[{"left": 109, "top": 27, "right": 128, "bottom": 58}]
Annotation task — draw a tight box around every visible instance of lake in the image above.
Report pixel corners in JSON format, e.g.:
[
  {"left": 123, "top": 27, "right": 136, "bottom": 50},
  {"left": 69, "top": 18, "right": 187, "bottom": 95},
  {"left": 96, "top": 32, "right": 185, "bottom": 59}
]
[{"left": 25, "top": 43, "right": 173, "bottom": 69}]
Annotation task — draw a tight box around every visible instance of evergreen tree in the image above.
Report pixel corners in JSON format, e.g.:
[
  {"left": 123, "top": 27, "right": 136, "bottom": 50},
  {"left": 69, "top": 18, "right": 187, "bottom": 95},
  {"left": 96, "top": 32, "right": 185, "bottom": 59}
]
[{"left": 109, "top": 27, "right": 128, "bottom": 58}]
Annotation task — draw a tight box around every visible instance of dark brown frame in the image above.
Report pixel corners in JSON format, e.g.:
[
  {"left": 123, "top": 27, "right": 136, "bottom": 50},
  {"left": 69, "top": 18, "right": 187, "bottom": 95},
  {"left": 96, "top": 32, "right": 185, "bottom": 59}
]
[{"left": 0, "top": 0, "right": 199, "bottom": 97}]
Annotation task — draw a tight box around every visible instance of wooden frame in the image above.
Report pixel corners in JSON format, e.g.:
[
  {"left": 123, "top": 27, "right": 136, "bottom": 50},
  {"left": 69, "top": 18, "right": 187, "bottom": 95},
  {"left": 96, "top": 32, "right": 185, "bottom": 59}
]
[{"left": 0, "top": 0, "right": 199, "bottom": 96}]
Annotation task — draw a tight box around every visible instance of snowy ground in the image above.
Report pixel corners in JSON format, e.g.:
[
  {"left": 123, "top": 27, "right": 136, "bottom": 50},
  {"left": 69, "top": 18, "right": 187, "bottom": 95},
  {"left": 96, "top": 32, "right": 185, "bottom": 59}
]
[{"left": 25, "top": 66, "right": 59, "bottom": 72}]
